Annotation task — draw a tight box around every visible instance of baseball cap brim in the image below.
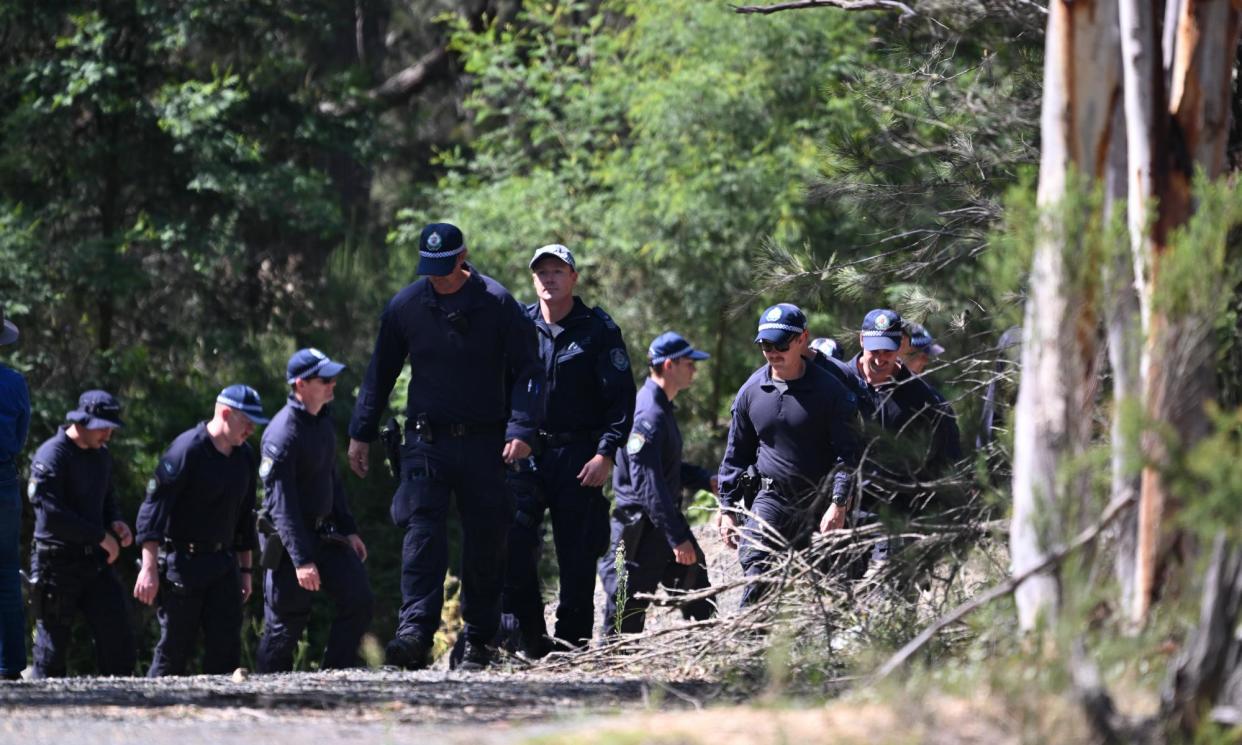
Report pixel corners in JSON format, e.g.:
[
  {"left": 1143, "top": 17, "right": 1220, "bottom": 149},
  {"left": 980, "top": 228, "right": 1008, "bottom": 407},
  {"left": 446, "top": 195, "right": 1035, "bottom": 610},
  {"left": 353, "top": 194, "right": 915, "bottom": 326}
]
[
  {"left": 927, "top": 343, "right": 945, "bottom": 356},
  {"left": 235, "top": 409, "right": 270, "bottom": 425},
  {"left": 417, "top": 251, "right": 463, "bottom": 277},
  {"left": 652, "top": 347, "right": 710, "bottom": 364},
  {"left": 287, "top": 359, "right": 347, "bottom": 384},
  {"left": 0, "top": 320, "right": 17, "bottom": 346},
  {"left": 861, "top": 335, "right": 902, "bottom": 352},
  {"left": 754, "top": 328, "right": 799, "bottom": 345}
]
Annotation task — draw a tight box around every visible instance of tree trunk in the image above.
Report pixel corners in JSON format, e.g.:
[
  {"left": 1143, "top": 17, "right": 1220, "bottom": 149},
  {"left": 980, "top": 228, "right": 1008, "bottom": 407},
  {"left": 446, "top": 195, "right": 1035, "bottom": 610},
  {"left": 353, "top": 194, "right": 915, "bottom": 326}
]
[
  {"left": 1011, "top": 0, "right": 1121, "bottom": 632},
  {"left": 1134, "top": 0, "right": 1240, "bottom": 622},
  {"left": 1104, "top": 93, "right": 1143, "bottom": 615}
]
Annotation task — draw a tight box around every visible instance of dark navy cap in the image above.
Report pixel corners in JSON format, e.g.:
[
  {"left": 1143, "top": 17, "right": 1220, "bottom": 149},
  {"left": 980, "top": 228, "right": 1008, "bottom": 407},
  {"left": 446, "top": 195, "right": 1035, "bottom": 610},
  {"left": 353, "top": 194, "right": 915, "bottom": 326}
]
[
  {"left": 754, "top": 303, "right": 807, "bottom": 345},
  {"left": 528, "top": 244, "right": 576, "bottom": 271},
  {"left": 416, "top": 223, "right": 466, "bottom": 276},
  {"left": 648, "top": 331, "right": 710, "bottom": 366},
  {"left": 809, "top": 337, "right": 841, "bottom": 360},
  {"left": 860, "top": 309, "right": 903, "bottom": 351},
  {"left": 66, "top": 390, "right": 124, "bottom": 430},
  {"left": 286, "top": 348, "right": 347, "bottom": 384},
  {"left": 216, "top": 384, "right": 270, "bottom": 425},
  {"left": 906, "top": 323, "right": 945, "bottom": 356},
  {"left": 0, "top": 304, "right": 16, "bottom": 346}
]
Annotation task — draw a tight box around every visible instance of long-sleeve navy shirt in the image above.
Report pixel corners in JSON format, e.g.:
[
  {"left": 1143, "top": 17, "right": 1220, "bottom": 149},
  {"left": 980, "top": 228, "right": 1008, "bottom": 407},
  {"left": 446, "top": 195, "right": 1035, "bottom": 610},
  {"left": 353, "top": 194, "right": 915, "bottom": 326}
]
[
  {"left": 28, "top": 427, "right": 124, "bottom": 547},
  {"left": 261, "top": 396, "right": 357, "bottom": 567},
  {"left": 717, "top": 362, "right": 860, "bottom": 509},
  {"left": 825, "top": 354, "right": 962, "bottom": 477},
  {"left": 614, "top": 379, "right": 696, "bottom": 550},
  {"left": 530, "top": 298, "right": 635, "bottom": 457},
  {"left": 0, "top": 364, "right": 29, "bottom": 463},
  {"left": 349, "top": 266, "right": 544, "bottom": 445},
  {"left": 135, "top": 422, "right": 258, "bottom": 551}
]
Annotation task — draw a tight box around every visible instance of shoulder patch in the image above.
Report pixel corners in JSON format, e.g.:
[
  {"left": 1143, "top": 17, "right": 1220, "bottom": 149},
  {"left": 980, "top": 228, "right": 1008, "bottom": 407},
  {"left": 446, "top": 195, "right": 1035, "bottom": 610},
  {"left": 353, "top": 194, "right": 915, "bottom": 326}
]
[
  {"left": 146, "top": 478, "right": 158, "bottom": 496},
  {"left": 157, "top": 457, "right": 180, "bottom": 483},
  {"left": 635, "top": 418, "right": 656, "bottom": 435},
  {"left": 593, "top": 306, "right": 618, "bottom": 330},
  {"left": 31, "top": 461, "right": 48, "bottom": 475},
  {"left": 625, "top": 432, "right": 647, "bottom": 456},
  {"left": 26, "top": 480, "right": 36, "bottom": 500},
  {"left": 609, "top": 348, "right": 630, "bottom": 372},
  {"left": 259, "top": 457, "right": 275, "bottom": 480}
]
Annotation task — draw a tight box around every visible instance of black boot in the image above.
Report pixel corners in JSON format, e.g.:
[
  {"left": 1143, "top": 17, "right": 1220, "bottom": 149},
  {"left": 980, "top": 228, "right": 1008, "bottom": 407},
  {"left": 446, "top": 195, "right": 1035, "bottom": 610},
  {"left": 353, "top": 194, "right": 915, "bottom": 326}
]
[{"left": 384, "top": 636, "right": 430, "bottom": 670}]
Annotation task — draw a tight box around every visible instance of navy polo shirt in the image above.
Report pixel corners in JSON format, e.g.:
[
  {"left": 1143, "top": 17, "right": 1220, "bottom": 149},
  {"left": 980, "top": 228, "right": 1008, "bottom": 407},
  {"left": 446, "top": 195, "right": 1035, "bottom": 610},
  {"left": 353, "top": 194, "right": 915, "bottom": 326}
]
[
  {"left": 349, "top": 265, "right": 544, "bottom": 445},
  {"left": 135, "top": 422, "right": 259, "bottom": 551},
  {"left": 28, "top": 427, "right": 124, "bottom": 547},
  {"left": 0, "top": 363, "right": 28, "bottom": 464},
  {"left": 614, "top": 378, "right": 693, "bottom": 549},
  {"left": 529, "top": 297, "right": 635, "bottom": 456},
  {"left": 718, "top": 361, "right": 860, "bottom": 509},
  {"left": 261, "top": 395, "right": 358, "bottom": 567}
]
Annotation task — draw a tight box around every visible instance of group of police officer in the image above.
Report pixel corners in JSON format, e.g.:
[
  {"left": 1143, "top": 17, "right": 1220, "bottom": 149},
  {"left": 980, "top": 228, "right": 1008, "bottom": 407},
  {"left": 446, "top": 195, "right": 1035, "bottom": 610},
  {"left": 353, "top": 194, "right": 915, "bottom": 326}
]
[{"left": 0, "top": 221, "right": 960, "bottom": 678}]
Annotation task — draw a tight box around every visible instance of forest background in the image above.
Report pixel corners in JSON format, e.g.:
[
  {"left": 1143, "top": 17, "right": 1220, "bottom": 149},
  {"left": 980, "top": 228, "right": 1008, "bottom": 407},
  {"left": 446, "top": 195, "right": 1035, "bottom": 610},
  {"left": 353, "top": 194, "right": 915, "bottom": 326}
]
[{"left": 6, "top": 0, "right": 1233, "bottom": 682}]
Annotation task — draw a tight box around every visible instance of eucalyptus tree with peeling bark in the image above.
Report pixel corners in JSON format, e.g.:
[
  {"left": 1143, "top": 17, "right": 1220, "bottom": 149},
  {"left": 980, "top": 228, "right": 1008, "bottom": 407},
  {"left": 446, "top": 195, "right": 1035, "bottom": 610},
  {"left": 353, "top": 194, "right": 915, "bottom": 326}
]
[{"left": 1009, "top": 0, "right": 1120, "bottom": 631}]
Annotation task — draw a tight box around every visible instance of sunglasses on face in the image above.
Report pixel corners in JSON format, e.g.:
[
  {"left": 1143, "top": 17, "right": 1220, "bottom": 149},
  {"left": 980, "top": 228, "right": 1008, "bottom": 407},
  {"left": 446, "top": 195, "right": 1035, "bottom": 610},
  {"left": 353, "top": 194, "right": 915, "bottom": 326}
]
[{"left": 759, "top": 340, "right": 791, "bottom": 353}]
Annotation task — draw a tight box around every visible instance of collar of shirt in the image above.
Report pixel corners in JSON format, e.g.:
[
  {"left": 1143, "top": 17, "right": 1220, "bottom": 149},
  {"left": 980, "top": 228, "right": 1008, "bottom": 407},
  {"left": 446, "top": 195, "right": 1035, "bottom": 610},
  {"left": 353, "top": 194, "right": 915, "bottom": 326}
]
[
  {"left": 644, "top": 377, "right": 675, "bottom": 413},
  {"left": 529, "top": 296, "right": 591, "bottom": 333},
  {"left": 758, "top": 364, "right": 817, "bottom": 391},
  {"left": 418, "top": 262, "right": 486, "bottom": 309},
  {"left": 286, "top": 393, "right": 331, "bottom": 419}
]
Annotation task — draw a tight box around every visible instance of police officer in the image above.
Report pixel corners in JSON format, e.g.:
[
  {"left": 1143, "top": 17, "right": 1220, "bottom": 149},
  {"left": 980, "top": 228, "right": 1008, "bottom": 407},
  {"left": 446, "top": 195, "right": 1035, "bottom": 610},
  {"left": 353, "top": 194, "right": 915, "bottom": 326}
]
[
  {"left": 809, "top": 336, "right": 842, "bottom": 362},
  {"left": 133, "top": 385, "right": 267, "bottom": 676},
  {"left": 599, "top": 331, "right": 716, "bottom": 634},
  {"left": 347, "top": 223, "right": 543, "bottom": 671},
  {"left": 822, "top": 309, "right": 961, "bottom": 482},
  {"left": 256, "top": 350, "right": 373, "bottom": 673},
  {"left": 716, "top": 305, "right": 861, "bottom": 607},
  {"left": 501, "top": 244, "right": 636, "bottom": 654},
  {"left": 900, "top": 323, "right": 945, "bottom": 376},
  {"left": 0, "top": 307, "right": 27, "bottom": 680},
  {"left": 27, "top": 390, "right": 137, "bottom": 677}
]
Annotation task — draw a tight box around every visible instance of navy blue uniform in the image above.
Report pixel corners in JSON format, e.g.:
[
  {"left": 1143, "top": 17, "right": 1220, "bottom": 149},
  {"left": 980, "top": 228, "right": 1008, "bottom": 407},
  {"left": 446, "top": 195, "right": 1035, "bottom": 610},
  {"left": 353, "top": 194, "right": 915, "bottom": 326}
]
[
  {"left": 504, "top": 298, "right": 635, "bottom": 647},
  {"left": 825, "top": 355, "right": 962, "bottom": 499},
  {"left": 257, "top": 396, "right": 372, "bottom": 672},
  {"left": 0, "top": 363, "right": 28, "bottom": 678},
  {"left": 599, "top": 379, "right": 715, "bottom": 633},
  {"left": 27, "top": 428, "right": 136, "bottom": 677},
  {"left": 135, "top": 423, "right": 258, "bottom": 675},
  {"left": 717, "top": 363, "right": 860, "bottom": 606},
  {"left": 350, "top": 266, "right": 543, "bottom": 648}
]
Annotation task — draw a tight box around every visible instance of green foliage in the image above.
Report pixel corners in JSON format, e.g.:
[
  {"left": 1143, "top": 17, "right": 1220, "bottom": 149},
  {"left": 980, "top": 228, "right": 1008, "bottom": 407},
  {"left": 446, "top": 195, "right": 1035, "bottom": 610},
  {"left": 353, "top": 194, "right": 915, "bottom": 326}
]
[{"left": 396, "top": 0, "right": 871, "bottom": 431}]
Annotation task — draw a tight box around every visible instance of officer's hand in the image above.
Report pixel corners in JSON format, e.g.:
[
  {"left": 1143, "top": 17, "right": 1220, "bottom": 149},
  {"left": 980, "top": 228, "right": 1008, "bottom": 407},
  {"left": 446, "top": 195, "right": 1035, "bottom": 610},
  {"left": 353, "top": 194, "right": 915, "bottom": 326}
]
[
  {"left": 111, "top": 521, "right": 134, "bottom": 547},
  {"left": 133, "top": 564, "right": 159, "bottom": 606},
  {"left": 577, "top": 453, "right": 612, "bottom": 488},
  {"left": 239, "top": 572, "right": 253, "bottom": 603},
  {"left": 347, "top": 533, "right": 368, "bottom": 563},
  {"left": 672, "top": 539, "right": 697, "bottom": 566},
  {"left": 502, "top": 438, "right": 532, "bottom": 463},
  {"left": 348, "top": 439, "right": 370, "bottom": 479},
  {"left": 717, "top": 511, "right": 740, "bottom": 550},
  {"left": 99, "top": 533, "right": 120, "bottom": 564},
  {"left": 819, "top": 503, "right": 847, "bottom": 533},
  {"left": 295, "top": 563, "right": 321, "bottom": 592}
]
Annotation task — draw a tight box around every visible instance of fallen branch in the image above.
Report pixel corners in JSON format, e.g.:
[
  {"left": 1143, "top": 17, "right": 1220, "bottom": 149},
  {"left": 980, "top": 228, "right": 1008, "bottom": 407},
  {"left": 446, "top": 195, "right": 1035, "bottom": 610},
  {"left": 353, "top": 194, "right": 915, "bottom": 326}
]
[
  {"left": 870, "top": 492, "right": 1136, "bottom": 681},
  {"left": 733, "top": 0, "right": 917, "bottom": 20}
]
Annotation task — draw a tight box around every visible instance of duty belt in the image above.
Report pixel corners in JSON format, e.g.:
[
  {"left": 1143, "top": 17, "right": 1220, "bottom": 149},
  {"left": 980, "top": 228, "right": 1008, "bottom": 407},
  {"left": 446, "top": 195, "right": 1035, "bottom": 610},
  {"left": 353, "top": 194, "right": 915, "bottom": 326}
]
[
  {"left": 412, "top": 417, "right": 504, "bottom": 441},
  {"left": 166, "top": 540, "right": 226, "bottom": 556},
  {"left": 539, "top": 429, "right": 598, "bottom": 448},
  {"left": 34, "top": 540, "right": 97, "bottom": 558}
]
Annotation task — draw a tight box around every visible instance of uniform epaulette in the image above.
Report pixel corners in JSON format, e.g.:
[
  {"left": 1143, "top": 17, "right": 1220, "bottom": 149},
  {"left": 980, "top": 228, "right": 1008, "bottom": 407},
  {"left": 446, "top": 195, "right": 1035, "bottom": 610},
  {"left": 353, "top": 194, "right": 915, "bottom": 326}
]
[{"left": 592, "top": 305, "right": 618, "bottom": 330}]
